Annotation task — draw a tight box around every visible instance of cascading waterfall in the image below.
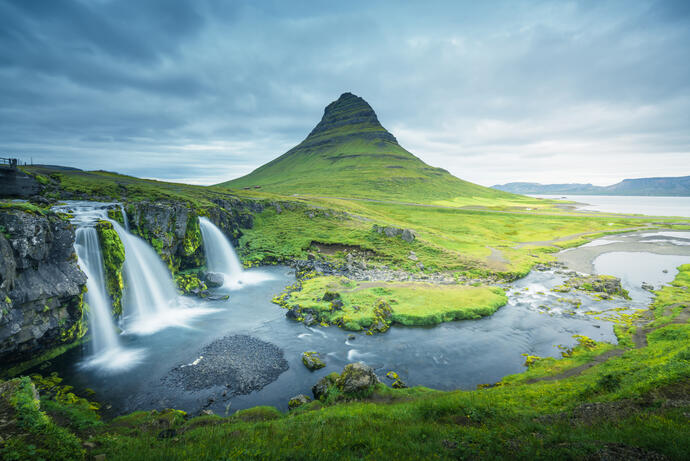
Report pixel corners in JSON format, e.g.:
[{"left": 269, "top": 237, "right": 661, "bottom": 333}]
[
  {"left": 119, "top": 204, "right": 130, "bottom": 232},
  {"left": 109, "top": 220, "right": 192, "bottom": 334},
  {"left": 199, "top": 217, "right": 243, "bottom": 278},
  {"left": 75, "top": 227, "right": 120, "bottom": 355},
  {"left": 198, "top": 217, "right": 272, "bottom": 289}
]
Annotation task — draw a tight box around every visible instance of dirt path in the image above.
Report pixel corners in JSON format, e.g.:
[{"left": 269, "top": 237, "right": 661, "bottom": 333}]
[
  {"left": 527, "top": 304, "right": 689, "bottom": 384},
  {"left": 513, "top": 226, "right": 654, "bottom": 250}
]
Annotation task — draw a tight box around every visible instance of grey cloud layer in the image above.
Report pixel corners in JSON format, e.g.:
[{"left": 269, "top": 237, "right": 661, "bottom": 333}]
[{"left": 1, "top": 0, "right": 688, "bottom": 186}]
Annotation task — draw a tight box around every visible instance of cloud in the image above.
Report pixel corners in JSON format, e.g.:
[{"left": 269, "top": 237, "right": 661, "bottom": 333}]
[{"left": 0, "top": 0, "right": 688, "bottom": 186}]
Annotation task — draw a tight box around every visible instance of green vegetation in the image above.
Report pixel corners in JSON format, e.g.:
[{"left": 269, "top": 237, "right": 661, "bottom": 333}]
[
  {"left": 95, "top": 220, "right": 125, "bottom": 317},
  {"left": 2, "top": 266, "right": 688, "bottom": 460},
  {"left": 276, "top": 276, "right": 507, "bottom": 332}
]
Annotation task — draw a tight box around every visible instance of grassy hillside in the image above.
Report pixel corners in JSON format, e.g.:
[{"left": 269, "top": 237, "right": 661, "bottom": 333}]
[{"left": 219, "top": 93, "right": 531, "bottom": 206}]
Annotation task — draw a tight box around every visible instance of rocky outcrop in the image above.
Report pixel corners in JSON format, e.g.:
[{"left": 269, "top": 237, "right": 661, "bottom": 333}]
[
  {"left": 301, "top": 351, "right": 326, "bottom": 371},
  {"left": 372, "top": 225, "right": 416, "bottom": 243},
  {"left": 120, "top": 199, "right": 259, "bottom": 273},
  {"left": 0, "top": 207, "right": 86, "bottom": 367},
  {"left": 0, "top": 168, "right": 41, "bottom": 198},
  {"left": 554, "top": 275, "right": 630, "bottom": 299},
  {"left": 312, "top": 363, "right": 381, "bottom": 402}
]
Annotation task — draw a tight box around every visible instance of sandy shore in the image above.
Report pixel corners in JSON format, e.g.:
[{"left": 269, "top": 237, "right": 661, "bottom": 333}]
[{"left": 557, "top": 229, "right": 690, "bottom": 274}]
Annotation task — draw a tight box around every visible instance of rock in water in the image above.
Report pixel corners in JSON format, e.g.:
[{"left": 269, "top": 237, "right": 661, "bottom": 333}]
[
  {"left": 204, "top": 272, "right": 225, "bottom": 288},
  {"left": 302, "top": 351, "right": 326, "bottom": 371}
]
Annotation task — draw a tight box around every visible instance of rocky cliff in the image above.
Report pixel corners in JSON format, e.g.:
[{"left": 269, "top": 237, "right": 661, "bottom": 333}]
[
  {"left": 0, "top": 206, "right": 86, "bottom": 368},
  {"left": 111, "top": 198, "right": 262, "bottom": 273}
]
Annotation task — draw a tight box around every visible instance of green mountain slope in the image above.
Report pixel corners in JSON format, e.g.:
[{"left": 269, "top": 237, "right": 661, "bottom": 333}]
[{"left": 220, "top": 93, "right": 522, "bottom": 204}]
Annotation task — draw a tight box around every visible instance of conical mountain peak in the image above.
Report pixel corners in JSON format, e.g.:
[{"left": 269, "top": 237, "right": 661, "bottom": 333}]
[{"left": 303, "top": 92, "right": 398, "bottom": 146}]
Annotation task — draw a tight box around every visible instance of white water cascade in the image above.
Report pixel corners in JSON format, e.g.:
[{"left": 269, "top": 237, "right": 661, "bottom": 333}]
[
  {"left": 68, "top": 209, "right": 144, "bottom": 372},
  {"left": 109, "top": 220, "right": 209, "bottom": 334},
  {"left": 75, "top": 228, "right": 121, "bottom": 355},
  {"left": 198, "top": 217, "right": 272, "bottom": 289}
]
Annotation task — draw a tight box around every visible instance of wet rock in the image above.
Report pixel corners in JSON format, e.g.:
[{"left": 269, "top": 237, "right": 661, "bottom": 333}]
[
  {"left": 336, "top": 362, "right": 380, "bottom": 395},
  {"left": 285, "top": 307, "right": 300, "bottom": 320},
  {"left": 301, "top": 351, "right": 326, "bottom": 371},
  {"left": 559, "top": 275, "right": 630, "bottom": 299},
  {"left": 302, "top": 313, "right": 317, "bottom": 326},
  {"left": 347, "top": 334, "right": 356, "bottom": 340},
  {"left": 204, "top": 272, "right": 225, "bottom": 288},
  {"left": 164, "top": 335, "right": 288, "bottom": 396},
  {"left": 288, "top": 394, "right": 311, "bottom": 410},
  {"left": 641, "top": 282, "right": 655, "bottom": 292},
  {"left": 312, "top": 373, "right": 339, "bottom": 401}
]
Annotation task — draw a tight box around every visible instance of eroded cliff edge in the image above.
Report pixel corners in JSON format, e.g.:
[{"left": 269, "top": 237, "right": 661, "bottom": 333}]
[{"left": 0, "top": 206, "right": 86, "bottom": 370}]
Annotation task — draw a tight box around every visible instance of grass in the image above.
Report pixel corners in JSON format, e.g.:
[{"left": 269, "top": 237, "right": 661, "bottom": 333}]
[{"left": 277, "top": 276, "right": 507, "bottom": 331}]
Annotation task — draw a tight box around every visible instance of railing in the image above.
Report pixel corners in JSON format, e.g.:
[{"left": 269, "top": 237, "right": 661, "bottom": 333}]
[{"left": 0, "top": 157, "right": 19, "bottom": 169}]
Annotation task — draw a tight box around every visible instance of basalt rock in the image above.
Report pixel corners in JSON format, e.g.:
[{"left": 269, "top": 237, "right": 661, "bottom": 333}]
[
  {"left": 204, "top": 272, "right": 225, "bottom": 288},
  {"left": 0, "top": 207, "right": 87, "bottom": 366}
]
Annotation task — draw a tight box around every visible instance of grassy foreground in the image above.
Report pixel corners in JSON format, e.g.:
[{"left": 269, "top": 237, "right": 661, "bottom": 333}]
[{"left": 2, "top": 265, "right": 689, "bottom": 460}]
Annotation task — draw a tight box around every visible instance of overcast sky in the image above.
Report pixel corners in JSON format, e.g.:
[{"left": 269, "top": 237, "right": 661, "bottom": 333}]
[{"left": 1, "top": 0, "right": 689, "bottom": 186}]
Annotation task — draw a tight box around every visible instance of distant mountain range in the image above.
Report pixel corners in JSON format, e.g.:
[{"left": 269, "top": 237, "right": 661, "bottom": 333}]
[{"left": 492, "top": 176, "right": 690, "bottom": 196}]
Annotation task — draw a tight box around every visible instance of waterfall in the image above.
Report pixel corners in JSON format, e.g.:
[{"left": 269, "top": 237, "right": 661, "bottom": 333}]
[
  {"left": 198, "top": 217, "right": 272, "bottom": 289},
  {"left": 199, "top": 217, "right": 243, "bottom": 277},
  {"left": 109, "top": 219, "right": 218, "bottom": 334},
  {"left": 120, "top": 204, "right": 130, "bottom": 232},
  {"left": 75, "top": 228, "right": 120, "bottom": 354},
  {"left": 109, "top": 220, "right": 182, "bottom": 331}
]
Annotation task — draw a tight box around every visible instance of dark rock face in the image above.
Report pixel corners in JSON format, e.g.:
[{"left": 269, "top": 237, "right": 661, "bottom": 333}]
[
  {"left": 0, "top": 209, "right": 86, "bottom": 365},
  {"left": 301, "top": 92, "right": 398, "bottom": 149},
  {"left": 0, "top": 168, "right": 41, "bottom": 198},
  {"left": 123, "top": 199, "right": 259, "bottom": 272}
]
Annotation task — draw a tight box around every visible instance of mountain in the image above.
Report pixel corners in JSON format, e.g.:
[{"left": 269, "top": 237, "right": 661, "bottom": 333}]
[
  {"left": 492, "top": 176, "right": 690, "bottom": 196},
  {"left": 219, "top": 92, "right": 517, "bottom": 203}
]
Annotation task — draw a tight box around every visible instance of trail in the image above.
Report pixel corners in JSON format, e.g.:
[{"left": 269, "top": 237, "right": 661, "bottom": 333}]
[
  {"left": 527, "top": 304, "right": 689, "bottom": 384},
  {"left": 512, "top": 226, "right": 655, "bottom": 249}
]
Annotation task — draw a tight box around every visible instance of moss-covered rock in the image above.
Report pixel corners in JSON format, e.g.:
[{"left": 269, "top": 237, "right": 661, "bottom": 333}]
[
  {"left": 288, "top": 394, "right": 311, "bottom": 410},
  {"left": 301, "top": 351, "right": 326, "bottom": 371},
  {"left": 175, "top": 272, "right": 208, "bottom": 297},
  {"left": 336, "top": 362, "right": 380, "bottom": 396},
  {"left": 95, "top": 220, "right": 125, "bottom": 317},
  {"left": 555, "top": 275, "right": 630, "bottom": 299}
]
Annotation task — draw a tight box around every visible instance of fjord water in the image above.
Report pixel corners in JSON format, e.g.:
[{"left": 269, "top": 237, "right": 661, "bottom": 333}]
[
  {"left": 198, "top": 216, "right": 272, "bottom": 289},
  {"left": 532, "top": 194, "right": 690, "bottom": 217}
]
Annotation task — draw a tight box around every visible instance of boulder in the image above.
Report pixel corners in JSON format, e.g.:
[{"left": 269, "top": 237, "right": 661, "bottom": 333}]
[
  {"left": 302, "top": 351, "right": 326, "bottom": 371},
  {"left": 204, "top": 272, "right": 225, "bottom": 288},
  {"left": 312, "top": 373, "right": 339, "bottom": 401},
  {"left": 288, "top": 394, "right": 311, "bottom": 410},
  {"left": 401, "top": 229, "right": 416, "bottom": 243},
  {"left": 336, "top": 362, "right": 379, "bottom": 395}
]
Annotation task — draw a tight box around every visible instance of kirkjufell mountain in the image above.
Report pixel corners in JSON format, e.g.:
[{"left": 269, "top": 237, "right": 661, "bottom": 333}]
[{"left": 220, "top": 92, "right": 516, "bottom": 203}]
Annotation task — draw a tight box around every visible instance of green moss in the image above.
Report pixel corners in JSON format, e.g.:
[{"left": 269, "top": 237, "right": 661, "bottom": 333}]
[
  {"left": 0, "top": 377, "right": 85, "bottom": 460},
  {"left": 278, "top": 276, "right": 508, "bottom": 332},
  {"left": 95, "top": 220, "right": 125, "bottom": 317}
]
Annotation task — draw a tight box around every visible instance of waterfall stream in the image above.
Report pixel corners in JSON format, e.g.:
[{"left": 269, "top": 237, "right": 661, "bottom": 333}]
[
  {"left": 75, "top": 227, "right": 120, "bottom": 354},
  {"left": 198, "top": 217, "right": 272, "bottom": 289}
]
